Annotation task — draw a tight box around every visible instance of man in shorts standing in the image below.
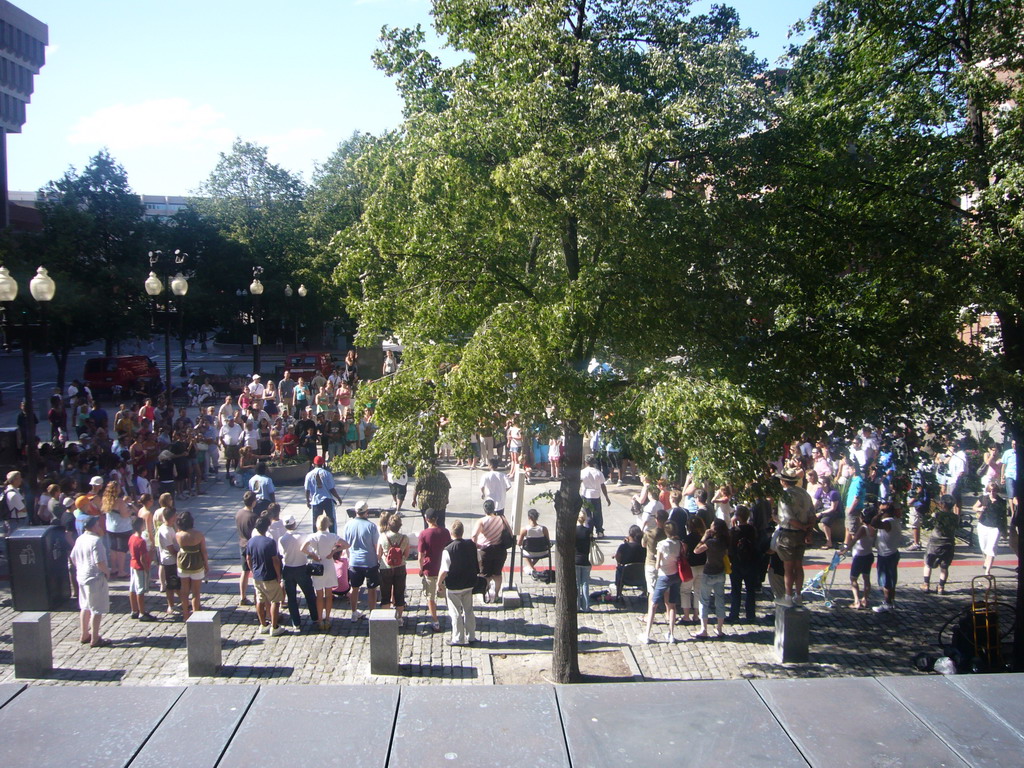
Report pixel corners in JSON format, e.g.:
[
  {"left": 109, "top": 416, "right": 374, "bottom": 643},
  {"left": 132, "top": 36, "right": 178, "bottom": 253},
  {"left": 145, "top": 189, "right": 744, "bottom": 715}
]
[
  {"left": 775, "top": 470, "right": 814, "bottom": 604},
  {"left": 70, "top": 515, "right": 112, "bottom": 647},
  {"left": 127, "top": 517, "right": 156, "bottom": 621},
  {"left": 843, "top": 462, "right": 867, "bottom": 547},
  {"left": 342, "top": 503, "right": 380, "bottom": 621},
  {"left": 245, "top": 515, "right": 287, "bottom": 635},
  {"left": 417, "top": 509, "right": 452, "bottom": 632}
]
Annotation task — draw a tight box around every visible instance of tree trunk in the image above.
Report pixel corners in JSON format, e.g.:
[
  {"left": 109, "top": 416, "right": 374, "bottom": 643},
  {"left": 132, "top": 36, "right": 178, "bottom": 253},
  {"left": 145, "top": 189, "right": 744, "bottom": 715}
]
[
  {"left": 552, "top": 419, "right": 583, "bottom": 683},
  {"left": 104, "top": 337, "right": 114, "bottom": 356}
]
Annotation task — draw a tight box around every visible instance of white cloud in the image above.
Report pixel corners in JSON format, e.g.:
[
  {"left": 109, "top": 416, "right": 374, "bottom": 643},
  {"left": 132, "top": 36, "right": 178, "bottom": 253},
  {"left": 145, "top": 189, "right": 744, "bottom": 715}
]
[{"left": 68, "top": 98, "right": 233, "bottom": 151}]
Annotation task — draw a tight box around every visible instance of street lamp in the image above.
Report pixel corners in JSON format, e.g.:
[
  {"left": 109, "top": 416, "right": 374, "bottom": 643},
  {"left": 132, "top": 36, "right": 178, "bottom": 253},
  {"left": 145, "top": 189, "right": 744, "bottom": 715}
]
[
  {"left": 283, "top": 283, "right": 309, "bottom": 351},
  {"left": 0, "top": 265, "right": 56, "bottom": 506},
  {"left": 146, "top": 249, "right": 188, "bottom": 401},
  {"left": 248, "top": 267, "right": 264, "bottom": 375}
]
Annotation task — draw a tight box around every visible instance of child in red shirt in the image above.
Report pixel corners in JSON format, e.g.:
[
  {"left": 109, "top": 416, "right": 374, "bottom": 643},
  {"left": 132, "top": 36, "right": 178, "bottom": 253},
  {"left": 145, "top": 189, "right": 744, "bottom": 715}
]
[{"left": 128, "top": 517, "right": 156, "bottom": 621}]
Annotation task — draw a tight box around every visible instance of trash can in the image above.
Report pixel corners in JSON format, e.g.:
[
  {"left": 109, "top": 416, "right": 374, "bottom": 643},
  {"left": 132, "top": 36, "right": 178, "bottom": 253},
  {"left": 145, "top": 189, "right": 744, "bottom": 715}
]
[{"left": 6, "top": 525, "right": 71, "bottom": 611}]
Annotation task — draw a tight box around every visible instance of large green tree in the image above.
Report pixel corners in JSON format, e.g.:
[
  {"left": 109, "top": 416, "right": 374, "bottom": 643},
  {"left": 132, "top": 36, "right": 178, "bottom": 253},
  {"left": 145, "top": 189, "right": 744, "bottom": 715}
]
[
  {"left": 771, "top": 0, "right": 1024, "bottom": 662},
  {"left": 35, "top": 150, "right": 152, "bottom": 387},
  {"left": 332, "top": 0, "right": 767, "bottom": 681}
]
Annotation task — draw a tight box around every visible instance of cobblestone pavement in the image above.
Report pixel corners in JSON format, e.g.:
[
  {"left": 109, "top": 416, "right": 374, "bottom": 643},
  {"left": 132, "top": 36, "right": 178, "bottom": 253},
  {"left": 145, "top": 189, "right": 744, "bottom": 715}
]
[{"left": 1, "top": 463, "right": 1018, "bottom": 686}]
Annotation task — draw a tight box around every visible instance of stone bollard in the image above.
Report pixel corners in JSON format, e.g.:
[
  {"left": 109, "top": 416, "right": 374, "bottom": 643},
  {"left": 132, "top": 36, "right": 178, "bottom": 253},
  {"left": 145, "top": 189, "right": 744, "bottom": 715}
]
[
  {"left": 369, "top": 608, "right": 400, "bottom": 675},
  {"left": 501, "top": 586, "right": 522, "bottom": 609},
  {"left": 13, "top": 611, "right": 52, "bottom": 678},
  {"left": 186, "top": 610, "right": 222, "bottom": 677},
  {"left": 775, "top": 604, "right": 810, "bottom": 663}
]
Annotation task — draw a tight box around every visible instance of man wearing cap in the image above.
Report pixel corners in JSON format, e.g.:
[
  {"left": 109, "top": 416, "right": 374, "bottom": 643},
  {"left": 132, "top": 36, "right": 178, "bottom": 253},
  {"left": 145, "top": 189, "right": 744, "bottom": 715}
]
[
  {"left": 74, "top": 476, "right": 105, "bottom": 536},
  {"left": 305, "top": 456, "right": 343, "bottom": 533},
  {"left": 248, "top": 374, "right": 265, "bottom": 400},
  {"left": 775, "top": 470, "right": 815, "bottom": 604},
  {"left": 278, "top": 514, "right": 319, "bottom": 631},
  {"left": 219, "top": 414, "right": 244, "bottom": 486},
  {"left": 342, "top": 504, "right": 380, "bottom": 620},
  {"left": 2, "top": 470, "right": 27, "bottom": 533},
  {"left": 70, "top": 514, "right": 112, "bottom": 647}
]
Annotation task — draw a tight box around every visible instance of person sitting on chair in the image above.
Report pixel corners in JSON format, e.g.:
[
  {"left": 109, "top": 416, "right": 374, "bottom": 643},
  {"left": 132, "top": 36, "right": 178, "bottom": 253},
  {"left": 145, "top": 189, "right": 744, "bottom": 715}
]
[
  {"left": 518, "top": 508, "right": 550, "bottom": 578},
  {"left": 614, "top": 524, "right": 646, "bottom": 599}
]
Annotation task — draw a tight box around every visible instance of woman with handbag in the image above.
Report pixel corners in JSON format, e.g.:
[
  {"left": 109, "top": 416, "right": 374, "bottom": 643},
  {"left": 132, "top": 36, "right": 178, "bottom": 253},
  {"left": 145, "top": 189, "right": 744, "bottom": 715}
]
[
  {"left": 303, "top": 513, "right": 350, "bottom": 630},
  {"left": 574, "top": 511, "right": 595, "bottom": 612},
  {"left": 472, "top": 499, "right": 514, "bottom": 603}
]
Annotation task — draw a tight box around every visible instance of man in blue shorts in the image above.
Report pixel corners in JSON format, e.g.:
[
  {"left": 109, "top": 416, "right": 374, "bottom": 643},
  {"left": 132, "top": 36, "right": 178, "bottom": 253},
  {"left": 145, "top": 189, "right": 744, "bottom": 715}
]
[{"left": 342, "top": 503, "right": 380, "bottom": 621}]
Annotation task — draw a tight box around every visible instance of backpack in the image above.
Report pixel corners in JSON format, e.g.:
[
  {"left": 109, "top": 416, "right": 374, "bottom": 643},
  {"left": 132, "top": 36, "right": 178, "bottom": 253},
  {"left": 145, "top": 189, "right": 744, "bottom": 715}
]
[
  {"left": 385, "top": 533, "right": 404, "bottom": 567},
  {"left": 0, "top": 489, "right": 10, "bottom": 521}
]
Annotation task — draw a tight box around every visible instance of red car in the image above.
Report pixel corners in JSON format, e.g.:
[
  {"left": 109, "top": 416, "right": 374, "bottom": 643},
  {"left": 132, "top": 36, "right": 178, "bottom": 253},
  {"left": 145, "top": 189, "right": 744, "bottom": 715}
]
[
  {"left": 284, "top": 352, "right": 334, "bottom": 381},
  {"left": 83, "top": 356, "right": 162, "bottom": 399}
]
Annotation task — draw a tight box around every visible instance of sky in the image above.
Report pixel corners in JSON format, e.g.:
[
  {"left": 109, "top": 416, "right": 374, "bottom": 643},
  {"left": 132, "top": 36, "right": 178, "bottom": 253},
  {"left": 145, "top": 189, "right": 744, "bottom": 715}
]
[{"left": 8, "top": 0, "right": 817, "bottom": 197}]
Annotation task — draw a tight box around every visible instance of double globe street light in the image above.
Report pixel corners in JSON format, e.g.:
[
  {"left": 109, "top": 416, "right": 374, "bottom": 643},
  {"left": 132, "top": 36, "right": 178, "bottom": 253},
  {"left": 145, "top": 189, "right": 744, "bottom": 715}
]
[
  {"left": 145, "top": 250, "right": 189, "bottom": 400},
  {"left": 0, "top": 265, "right": 56, "bottom": 499}
]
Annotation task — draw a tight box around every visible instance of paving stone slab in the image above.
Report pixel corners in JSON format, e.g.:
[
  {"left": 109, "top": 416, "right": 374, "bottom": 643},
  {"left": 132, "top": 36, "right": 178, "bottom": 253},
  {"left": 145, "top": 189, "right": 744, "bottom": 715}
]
[
  {"left": 218, "top": 685, "right": 398, "bottom": 768},
  {"left": 0, "top": 682, "right": 25, "bottom": 709},
  {"left": 128, "top": 685, "right": 257, "bottom": 768},
  {"left": 878, "top": 675, "right": 1024, "bottom": 768},
  {"left": 391, "top": 685, "right": 567, "bottom": 768},
  {"left": 0, "top": 685, "right": 184, "bottom": 768},
  {"left": 558, "top": 681, "right": 807, "bottom": 768},
  {"left": 753, "top": 677, "right": 968, "bottom": 768},
  {"left": 950, "top": 673, "right": 1024, "bottom": 736}
]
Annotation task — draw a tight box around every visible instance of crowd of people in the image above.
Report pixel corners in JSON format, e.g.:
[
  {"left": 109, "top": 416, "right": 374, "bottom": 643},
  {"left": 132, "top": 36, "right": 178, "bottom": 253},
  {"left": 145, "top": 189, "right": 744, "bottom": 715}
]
[{"left": 3, "top": 357, "right": 1020, "bottom": 654}]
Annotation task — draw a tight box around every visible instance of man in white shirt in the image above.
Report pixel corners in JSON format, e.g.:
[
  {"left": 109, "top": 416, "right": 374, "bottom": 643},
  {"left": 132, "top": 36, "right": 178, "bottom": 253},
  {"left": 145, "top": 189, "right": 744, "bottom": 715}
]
[
  {"left": 479, "top": 458, "right": 512, "bottom": 515},
  {"left": 217, "top": 396, "right": 236, "bottom": 426},
  {"left": 278, "top": 515, "right": 318, "bottom": 630},
  {"left": 219, "top": 415, "right": 244, "bottom": 485},
  {"left": 579, "top": 456, "right": 611, "bottom": 536},
  {"left": 247, "top": 374, "right": 265, "bottom": 400},
  {"left": 3, "top": 470, "right": 28, "bottom": 534}
]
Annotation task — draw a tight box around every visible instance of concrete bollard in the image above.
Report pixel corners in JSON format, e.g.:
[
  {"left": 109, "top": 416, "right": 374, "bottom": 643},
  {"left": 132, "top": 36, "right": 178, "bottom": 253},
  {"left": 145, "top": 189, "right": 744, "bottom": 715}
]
[
  {"left": 186, "top": 610, "right": 222, "bottom": 677},
  {"left": 501, "top": 587, "right": 522, "bottom": 609},
  {"left": 369, "top": 608, "right": 399, "bottom": 675},
  {"left": 775, "top": 604, "right": 810, "bottom": 663},
  {"left": 13, "top": 611, "right": 52, "bottom": 678}
]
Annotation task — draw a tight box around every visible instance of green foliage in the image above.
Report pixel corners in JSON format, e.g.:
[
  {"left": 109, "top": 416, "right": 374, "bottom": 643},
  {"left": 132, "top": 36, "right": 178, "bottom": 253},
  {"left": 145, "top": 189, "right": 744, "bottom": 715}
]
[{"left": 34, "top": 150, "right": 151, "bottom": 359}]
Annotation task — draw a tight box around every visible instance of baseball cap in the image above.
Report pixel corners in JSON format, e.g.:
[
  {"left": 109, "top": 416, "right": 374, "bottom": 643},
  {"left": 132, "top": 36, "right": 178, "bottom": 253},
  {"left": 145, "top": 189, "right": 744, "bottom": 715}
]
[
  {"left": 313, "top": 456, "right": 324, "bottom": 466},
  {"left": 89, "top": 475, "right": 104, "bottom": 487}
]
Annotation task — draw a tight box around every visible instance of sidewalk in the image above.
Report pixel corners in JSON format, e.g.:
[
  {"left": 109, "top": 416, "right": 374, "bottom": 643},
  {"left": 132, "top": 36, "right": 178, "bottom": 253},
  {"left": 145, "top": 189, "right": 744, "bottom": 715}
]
[{"left": 0, "top": 463, "right": 1018, "bottom": 687}]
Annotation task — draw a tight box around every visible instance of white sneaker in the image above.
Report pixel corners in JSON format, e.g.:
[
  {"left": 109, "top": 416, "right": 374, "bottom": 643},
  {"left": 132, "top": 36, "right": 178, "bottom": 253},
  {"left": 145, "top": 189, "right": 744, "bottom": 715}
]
[
  {"left": 664, "top": 632, "right": 676, "bottom": 644},
  {"left": 351, "top": 610, "right": 365, "bottom": 621},
  {"left": 271, "top": 626, "right": 287, "bottom": 637},
  {"left": 636, "top": 633, "right": 650, "bottom": 645},
  {"left": 259, "top": 624, "right": 270, "bottom": 634},
  {"left": 872, "top": 603, "right": 892, "bottom": 613}
]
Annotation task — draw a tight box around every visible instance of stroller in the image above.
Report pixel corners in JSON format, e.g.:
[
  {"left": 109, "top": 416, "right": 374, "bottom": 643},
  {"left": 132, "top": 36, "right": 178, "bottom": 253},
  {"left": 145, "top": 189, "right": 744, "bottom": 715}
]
[{"left": 802, "top": 550, "right": 846, "bottom": 608}]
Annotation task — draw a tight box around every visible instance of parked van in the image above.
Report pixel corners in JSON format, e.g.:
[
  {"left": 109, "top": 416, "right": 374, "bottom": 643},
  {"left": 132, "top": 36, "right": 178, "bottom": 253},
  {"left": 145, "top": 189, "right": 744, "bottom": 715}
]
[
  {"left": 284, "top": 352, "right": 334, "bottom": 380},
  {"left": 83, "top": 356, "right": 161, "bottom": 399}
]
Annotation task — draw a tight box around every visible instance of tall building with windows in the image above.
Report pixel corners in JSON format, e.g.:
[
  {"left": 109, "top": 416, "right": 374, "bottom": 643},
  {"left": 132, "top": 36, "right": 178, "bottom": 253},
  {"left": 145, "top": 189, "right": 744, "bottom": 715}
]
[{"left": 0, "top": 0, "right": 46, "bottom": 229}]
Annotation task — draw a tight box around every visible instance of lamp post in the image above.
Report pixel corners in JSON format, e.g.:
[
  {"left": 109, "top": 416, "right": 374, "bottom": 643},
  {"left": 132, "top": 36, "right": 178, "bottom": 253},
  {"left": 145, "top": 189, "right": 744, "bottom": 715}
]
[
  {"left": 284, "top": 283, "right": 308, "bottom": 351},
  {"left": 0, "top": 265, "right": 56, "bottom": 505},
  {"left": 171, "top": 272, "right": 189, "bottom": 379},
  {"left": 249, "top": 267, "right": 264, "bottom": 375},
  {"left": 146, "top": 249, "right": 188, "bottom": 402}
]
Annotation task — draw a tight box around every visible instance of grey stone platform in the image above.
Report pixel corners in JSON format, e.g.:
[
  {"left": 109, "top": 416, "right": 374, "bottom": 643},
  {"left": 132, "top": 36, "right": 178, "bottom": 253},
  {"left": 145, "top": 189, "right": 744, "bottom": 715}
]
[{"left": 2, "top": 675, "right": 1023, "bottom": 767}]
